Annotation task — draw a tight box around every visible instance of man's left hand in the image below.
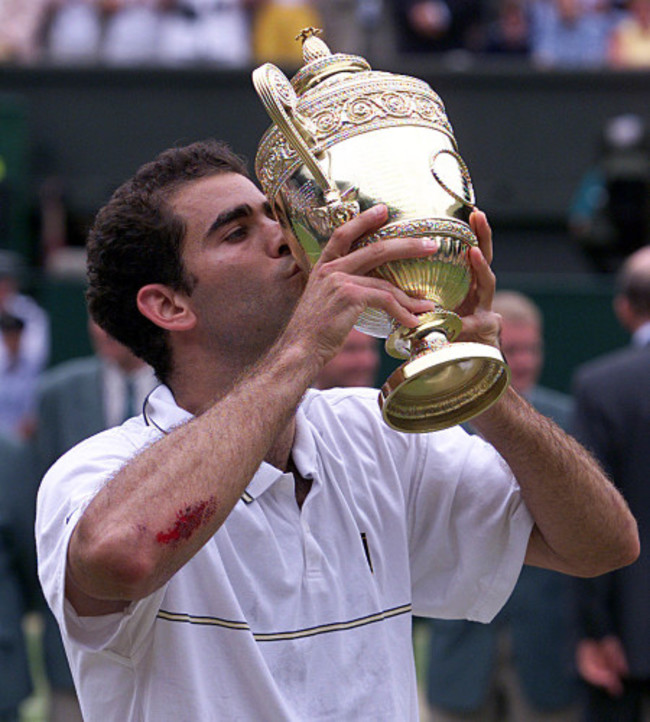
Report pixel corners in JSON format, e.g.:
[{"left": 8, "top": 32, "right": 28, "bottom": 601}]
[{"left": 454, "top": 209, "right": 501, "bottom": 349}]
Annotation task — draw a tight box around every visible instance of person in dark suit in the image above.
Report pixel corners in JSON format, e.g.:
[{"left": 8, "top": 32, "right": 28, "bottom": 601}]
[
  {"left": 571, "top": 245, "right": 650, "bottom": 722},
  {"left": 34, "top": 320, "right": 156, "bottom": 480},
  {"left": 0, "top": 433, "right": 39, "bottom": 722},
  {"left": 33, "top": 319, "right": 156, "bottom": 722},
  {"left": 425, "top": 290, "right": 580, "bottom": 722}
]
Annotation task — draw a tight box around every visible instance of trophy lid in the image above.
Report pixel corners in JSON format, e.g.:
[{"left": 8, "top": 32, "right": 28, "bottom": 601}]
[
  {"left": 253, "top": 28, "right": 457, "bottom": 205},
  {"left": 290, "top": 28, "right": 371, "bottom": 96}
]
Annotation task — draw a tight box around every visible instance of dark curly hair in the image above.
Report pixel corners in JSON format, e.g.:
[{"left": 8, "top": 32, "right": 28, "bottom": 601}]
[{"left": 86, "top": 139, "right": 249, "bottom": 384}]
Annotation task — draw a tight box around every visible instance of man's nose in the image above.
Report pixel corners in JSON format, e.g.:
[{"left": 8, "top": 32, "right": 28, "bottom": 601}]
[{"left": 266, "top": 218, "right": 291, "bottom": 257}]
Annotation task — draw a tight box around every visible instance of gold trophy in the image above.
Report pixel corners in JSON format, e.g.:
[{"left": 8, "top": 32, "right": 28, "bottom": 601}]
[{"left": 252, "top": 28, "right": 509, "bottom": 432}]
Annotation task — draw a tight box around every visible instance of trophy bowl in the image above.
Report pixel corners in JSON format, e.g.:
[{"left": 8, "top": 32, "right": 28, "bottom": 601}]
[{"left": 252, "top": 29, "right": 509, "bottom": 432}]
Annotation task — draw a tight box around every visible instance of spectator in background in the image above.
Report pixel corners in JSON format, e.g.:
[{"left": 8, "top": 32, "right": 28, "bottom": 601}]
[
  {"left": 530, "top": 0, "right": 616, "bottom": 67},
  {"left": 491, "top": 290, "right": 573, "bottom": 425},
  {"left": 32, "top": 319, "right": 156, "bottom": 722},
  {"left": 392, "top": 0, "right": 486, "bottom": 57},
  {"left": 571, "top": 245, "right": 650, "bottom": 722},
  {"left": 316, "top": 0, "right": 395, "bottom": 63},
  {"left": 45, "top": 0, "right": 169, "bottom": 67},
  {"left": 158, "top": 0, "right": 254, "bottom": 67},
  {"left": 34, "top": 318, "right": 156, "bottom": 478},
  {"left": 43, "top": 0, "right": 254, "bottom": 67},
  {"left": 313, "top": 327, "right": 380, "bottom": 390},
  {"left": 44, "top": 0, "right": 104, "bottom": 63},
  {"left": 0, "top": 251, "right": 50, "bottom": 439},
  {"left": 480, "top": 0, "right": 531, "bottom": 56},
  {"left": 0, "top": 0, "right": 51, "bottom": 63},
  {"left": 0, "top": 313, "right": 39, "bottom": 439},
  {"left": 569, "top": 113, "right": 650, "bottom": 273},
  {"left": 426, "top": 290, "right": 579, "bottom": 722},
  {"left": 0, "top": 433, "right": 39, "bottom": 722},
  {"left": 0, "top": 252, "right": 50, "bottom": 373},
  {"left": 45, "top": 0, "right": 159, "bottom": 65},
  {"left": 608, "top": 0, "right": 650, "bottom": 67},
  {"left": 101, "top": 0, "right": 165, "bottom": 66}
]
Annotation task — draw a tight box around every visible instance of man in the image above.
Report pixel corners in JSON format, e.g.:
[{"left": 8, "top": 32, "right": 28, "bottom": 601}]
[
  {"left": 0, "top": 250, "right": 50, "bottom": 376},
  {"left": 34, "top": 319, "right": 157, "bottom": 478},
  {"left": 492, "top": 290, "right": 572, "bottom": 428},
  {"left": 313, "top": 327, "right": 381, "bottom": 390},
  {"left": 0, "top": 251, "right": 50, "bottom": 439},
  {"left": 32, "top": 319, "right": 156, "bottom": 722},
  {"left": 0, "top": 433, "right": 38, "bottom": 722},
  {"left": 571, "top": 245, "right": 650, "bottom": 722},
  {"left": 0, "top": 312, "right": 39, "bottom": 439},
  {"left": 35, "top": 139, "right": 638, "bottom": 721},
  {"left": 426, "top": 290, "right": 579, "bottom": 722},
  {"left": 392, "top": 0, "right": 484, "bottom": 54}
]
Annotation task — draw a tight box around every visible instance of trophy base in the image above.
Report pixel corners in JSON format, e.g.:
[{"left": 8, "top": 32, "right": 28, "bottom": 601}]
[{"left": 379, "top": 342, "right": 510, "bottom": 433}]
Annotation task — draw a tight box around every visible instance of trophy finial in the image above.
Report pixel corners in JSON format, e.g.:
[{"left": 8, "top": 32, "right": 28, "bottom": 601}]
[{"left": 296, "top": 27, "right": 331, "bottom": 63}]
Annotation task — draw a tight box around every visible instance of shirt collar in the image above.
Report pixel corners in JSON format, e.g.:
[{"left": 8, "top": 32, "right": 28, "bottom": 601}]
[
  {"left": 143, "top": 384, "right": 192, "bottom": 432},
  {"left": 632, "top": 320, "right": 650, "bottom": 348}
]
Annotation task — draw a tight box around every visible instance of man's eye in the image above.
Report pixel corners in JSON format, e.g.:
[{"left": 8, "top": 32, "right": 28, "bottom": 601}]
[
  {"left": 225, "top": 226, "right": 247, "bottom": 243},
  {"left": 273, "top": 206, "right": 289, "bottom": 228}
]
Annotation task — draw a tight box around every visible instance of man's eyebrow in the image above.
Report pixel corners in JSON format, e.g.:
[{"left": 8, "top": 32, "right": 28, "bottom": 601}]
[{"left": 205, "top": 203, "right": 253, "bottom": 239}]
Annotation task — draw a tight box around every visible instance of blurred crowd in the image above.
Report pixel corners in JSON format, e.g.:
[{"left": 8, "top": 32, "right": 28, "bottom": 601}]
[{"left": 0, "top": 0, "right": 648, "bottom": 69}]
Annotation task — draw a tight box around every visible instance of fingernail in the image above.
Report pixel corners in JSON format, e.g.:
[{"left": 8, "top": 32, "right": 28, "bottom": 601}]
[
  {"left": 421, "top": 238, "right": 438, "bottom": 251},
  {"left": 372, "top": 204, "right": 387, "bottom": 217}
]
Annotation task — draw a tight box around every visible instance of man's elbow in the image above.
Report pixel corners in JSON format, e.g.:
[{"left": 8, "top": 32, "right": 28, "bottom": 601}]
[
  {"left": 606, "top": 518, "right": 640, "bottom": 572},
  {"left": 580, "top": 517, "right": 641, "bottom": 578},
  {"left": 67, "top": 522, "right": 161, "bottom": 603}
]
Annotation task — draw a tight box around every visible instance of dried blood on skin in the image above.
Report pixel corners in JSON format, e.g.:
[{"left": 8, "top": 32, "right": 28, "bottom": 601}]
[{"left": 156, "top": 499, "right": 215, "bottom": 544}]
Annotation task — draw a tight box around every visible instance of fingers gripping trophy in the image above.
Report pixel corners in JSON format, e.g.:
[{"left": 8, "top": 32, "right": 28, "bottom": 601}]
[{"left": 252, "top": 28, "right": 510, "bottom": 432}]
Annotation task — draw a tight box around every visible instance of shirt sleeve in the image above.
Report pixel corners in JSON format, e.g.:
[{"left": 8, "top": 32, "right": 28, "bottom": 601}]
[
  {"left": 35, "top": 422, "right": 165, "bottom": 659},
  {"left": 407, "top": 426, "right": 534, "bottom": 623}
]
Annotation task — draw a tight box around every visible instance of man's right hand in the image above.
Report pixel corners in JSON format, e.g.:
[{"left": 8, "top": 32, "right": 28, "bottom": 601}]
[{"left": 283, "top": 204, "right": 438, "bottom": 380}]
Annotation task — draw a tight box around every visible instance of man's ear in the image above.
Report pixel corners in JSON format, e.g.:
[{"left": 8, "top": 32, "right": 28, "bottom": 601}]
[{"left": 136, "top": 284, "right": 196, "bottom": 331}]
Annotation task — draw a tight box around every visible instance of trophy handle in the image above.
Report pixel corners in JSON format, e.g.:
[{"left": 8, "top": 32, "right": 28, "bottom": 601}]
[
  {"left": 430, "top": 149, "right": 476, "bottom": 208},
  {"left": 253, "top": 64, "right": 337, "bottom": 201},
  {"left": 252, "top": 63, "right": 359, "bottom": 228}
]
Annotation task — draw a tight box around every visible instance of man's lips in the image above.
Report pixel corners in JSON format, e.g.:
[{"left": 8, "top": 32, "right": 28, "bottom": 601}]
[{"left": 285, "top": 260, "right": 306, "bottom": 279}]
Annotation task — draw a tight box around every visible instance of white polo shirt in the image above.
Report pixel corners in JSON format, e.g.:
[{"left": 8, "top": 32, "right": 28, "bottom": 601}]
[{"left": 36, "top": 385, "right": 533, "bottom": 722}]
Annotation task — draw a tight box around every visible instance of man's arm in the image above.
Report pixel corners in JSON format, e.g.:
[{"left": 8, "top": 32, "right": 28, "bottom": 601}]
[
  {"left": 463, "top": 213, "right": 638, "bottom": 577},
  {"left": 570, "top": 365, "right": 628, "bottom": 692},
  {"left": 471, "top": 390, "right": 638, "bottom": 576},
  {"left": 65, "top": 205, "right": 438, "bottom": 615}
]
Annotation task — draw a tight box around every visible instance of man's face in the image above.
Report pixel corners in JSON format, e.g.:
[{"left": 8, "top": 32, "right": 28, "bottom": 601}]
[
  {"left": 499, "top": 320, "right": 543, "bottom": 394},
  {"left": 0, "top": 277, "right": 17, "bottom": 308},
  {"left": 315, "top": 329, "right": 381, "bottom": 390},
  {"left": 170, "top": 173, "right": 305, "bottom": 358}
]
